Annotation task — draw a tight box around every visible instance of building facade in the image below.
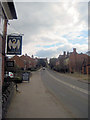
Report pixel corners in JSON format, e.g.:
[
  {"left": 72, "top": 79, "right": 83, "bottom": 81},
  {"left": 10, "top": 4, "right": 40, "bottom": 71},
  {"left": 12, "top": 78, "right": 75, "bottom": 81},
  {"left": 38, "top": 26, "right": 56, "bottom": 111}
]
[
  {"left": 0, "top": 1, "right": 17, "bottom": 84},
  {"left": 10, "top": 54, "right": 38, "bottom": 70},
  {"left": 51, "top": 48, "right": 90, "bottom": 74},
  {"left": 69, "top": 48, "right": 89, "bottom": 73}
]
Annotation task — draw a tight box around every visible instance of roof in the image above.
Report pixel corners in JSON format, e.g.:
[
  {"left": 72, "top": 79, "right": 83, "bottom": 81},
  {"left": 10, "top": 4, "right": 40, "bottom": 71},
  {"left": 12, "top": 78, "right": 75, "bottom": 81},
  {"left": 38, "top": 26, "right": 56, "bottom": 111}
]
[
  {"left": 20, "top": 55, "right": 35, "bottom": 62},
  {"left": 1, "top": 1, "right": 17, "bottom": 19},
  {"left": 7, "top": 2, "right": 17, "bottom": 19}
]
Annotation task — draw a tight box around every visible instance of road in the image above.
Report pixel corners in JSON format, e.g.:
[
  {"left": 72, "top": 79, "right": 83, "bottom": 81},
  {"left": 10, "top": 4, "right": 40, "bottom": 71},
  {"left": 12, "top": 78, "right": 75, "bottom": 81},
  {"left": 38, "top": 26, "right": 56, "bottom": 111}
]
[
  {"left": 6, "top": 68, "right": 88, "bottom": 118},
  {"left": 41, "top": 68, "right": 88, "bottom": 118}
]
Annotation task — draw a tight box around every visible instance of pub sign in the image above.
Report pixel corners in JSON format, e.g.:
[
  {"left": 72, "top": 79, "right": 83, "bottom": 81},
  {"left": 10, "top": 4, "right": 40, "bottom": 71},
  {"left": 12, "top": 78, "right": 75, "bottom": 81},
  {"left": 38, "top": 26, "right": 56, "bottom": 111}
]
[{"left": 7, "top": 35, "right": 22, "bottom": 55}]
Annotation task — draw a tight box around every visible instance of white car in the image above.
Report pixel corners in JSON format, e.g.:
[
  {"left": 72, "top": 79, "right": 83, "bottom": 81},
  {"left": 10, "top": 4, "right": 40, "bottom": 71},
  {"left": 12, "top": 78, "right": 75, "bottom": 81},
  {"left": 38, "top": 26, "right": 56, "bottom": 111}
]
[{"left": 42, "top": 67, "right": 45, "bottom": 70}]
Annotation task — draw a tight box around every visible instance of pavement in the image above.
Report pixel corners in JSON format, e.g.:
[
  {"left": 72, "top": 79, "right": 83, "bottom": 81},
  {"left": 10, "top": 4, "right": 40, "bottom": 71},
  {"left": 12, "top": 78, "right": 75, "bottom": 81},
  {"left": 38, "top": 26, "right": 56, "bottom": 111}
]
[{"left": 6, "top": 70, "right": 71, "bottom": 118}]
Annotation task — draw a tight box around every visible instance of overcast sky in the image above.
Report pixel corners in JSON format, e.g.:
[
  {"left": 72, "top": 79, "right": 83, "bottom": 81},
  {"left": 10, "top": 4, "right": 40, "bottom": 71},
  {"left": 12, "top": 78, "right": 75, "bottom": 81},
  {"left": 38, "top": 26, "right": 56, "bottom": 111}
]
[{"left": 7, "top": 1, "right": 89, "bottom": 59}]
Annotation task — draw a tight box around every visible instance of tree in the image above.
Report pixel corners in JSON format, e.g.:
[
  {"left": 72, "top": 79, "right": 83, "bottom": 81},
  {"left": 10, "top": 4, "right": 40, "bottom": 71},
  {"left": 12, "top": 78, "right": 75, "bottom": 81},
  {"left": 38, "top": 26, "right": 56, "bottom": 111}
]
[{"left": 49, "top": 58, "right": 57, "bottom": 69}]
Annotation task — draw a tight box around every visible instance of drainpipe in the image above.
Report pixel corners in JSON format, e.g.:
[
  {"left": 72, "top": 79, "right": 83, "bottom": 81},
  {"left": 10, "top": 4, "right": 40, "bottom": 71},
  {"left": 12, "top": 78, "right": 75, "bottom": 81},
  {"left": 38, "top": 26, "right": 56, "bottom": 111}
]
[
  {"left": 3, "top": 19, "right": 8, "bottom": 55},
  {"left": 2, "top": 19, "right": 8, "bottom": 83}
]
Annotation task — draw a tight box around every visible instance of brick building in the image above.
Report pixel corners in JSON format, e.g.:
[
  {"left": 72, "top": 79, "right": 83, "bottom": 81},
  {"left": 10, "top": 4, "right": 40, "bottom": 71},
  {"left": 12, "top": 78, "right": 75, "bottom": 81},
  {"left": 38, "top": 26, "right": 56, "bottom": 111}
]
[
  {"left": 0, "top": 1, "right": 17, "bottom": 119},
  {"left": 10, "top": 54, "right": 38, "bottom": 70},
  {"left": 57, "top": 51, "right": 70, "bottom": 72},
  {"left": 69, "top": 48, "right": 89, "bottom": 74},
  {"left": 20, "top": 54, "right": 37, "bottom": 70},
  {"left": 10, "top": 55, "right": 24, "bottom": 69},
  {"left": 0, "top": 1, "right": 17, "bottom": 83},
  {"left": 82, "top": 56, "right": 90, "bottom": 74},
  {"left": 55, "top": 48, "right": 90, "bottom": 74}
]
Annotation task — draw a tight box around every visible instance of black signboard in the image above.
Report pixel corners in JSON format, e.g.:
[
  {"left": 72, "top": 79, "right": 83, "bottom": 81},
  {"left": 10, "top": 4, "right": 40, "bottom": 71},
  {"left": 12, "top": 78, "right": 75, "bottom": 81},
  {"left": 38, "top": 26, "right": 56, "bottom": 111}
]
[
  {"left": 6, "top": 61, "right": 14, "bottom": 67},
  {"left": 7, "top": 35, "right": 22, "bottom": 55},
  {"left": 22, "top": 72, "right": 30, "bottom": 81}
]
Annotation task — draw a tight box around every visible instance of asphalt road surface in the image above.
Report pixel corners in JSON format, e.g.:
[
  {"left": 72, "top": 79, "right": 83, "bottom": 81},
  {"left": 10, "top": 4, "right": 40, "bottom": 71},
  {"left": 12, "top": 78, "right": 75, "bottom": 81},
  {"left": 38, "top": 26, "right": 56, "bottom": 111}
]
[{"left": 41, "top": 68, "right": 88, "bottom": 118}]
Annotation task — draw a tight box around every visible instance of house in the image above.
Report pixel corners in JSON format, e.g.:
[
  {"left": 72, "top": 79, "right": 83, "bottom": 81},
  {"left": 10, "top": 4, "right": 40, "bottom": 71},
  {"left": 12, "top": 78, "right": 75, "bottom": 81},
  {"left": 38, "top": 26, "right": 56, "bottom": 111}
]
[
  {"left": 82, "top": 56, "right": 90, "bottom": 74},
  {"left": 69, "top": 48, "right": 89, "bottom": 73},
  {"left": 10, "top": 54, "right": 38, "bottom": 70},
  {"left": 20, "top": 54, "right": 37, "bottom": 70},
  {"left": 56, "top": 48, "right": 90, "bottom": 74},
  {"left": 10, "top": 55, "right": 24, "bottom": 69},
  {"left": 56, "top": 60, "right": 60, "bottom": 66},
  {"left": 0, "top": 1, "right": 17, "bottom": 83},
  {"left": 57, "top": 51, "right": 70, "bottom": 72},
  {"left": 64, "top": 58, "right": 69, "bottom": 72}
]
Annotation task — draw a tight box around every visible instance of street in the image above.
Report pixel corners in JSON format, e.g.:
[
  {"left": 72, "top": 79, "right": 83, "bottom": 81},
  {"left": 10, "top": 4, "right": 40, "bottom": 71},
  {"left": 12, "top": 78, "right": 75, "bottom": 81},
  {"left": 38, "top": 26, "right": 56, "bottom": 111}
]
[
  {"left": 1, "top": 1, "right": 89, "bottom": 119},
  {"left": 6, "top": 68, "right": 88, "bottom": 118},
  {"left": 41, "top": 68, "right": 88, "bottom": 118}
]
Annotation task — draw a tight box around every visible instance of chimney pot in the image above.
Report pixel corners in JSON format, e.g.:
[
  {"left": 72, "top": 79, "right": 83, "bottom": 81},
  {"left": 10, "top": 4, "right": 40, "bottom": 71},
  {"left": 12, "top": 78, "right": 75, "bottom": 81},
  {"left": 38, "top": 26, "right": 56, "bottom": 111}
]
[
  {"left": 73, "top": 48, "right": 76, "bottom": 53},
  {"left": 63, "top": 51, "right": 66, "bottom": 56},
  {"left": 67, "top": 51, "right": 69, "bottom": 56}
]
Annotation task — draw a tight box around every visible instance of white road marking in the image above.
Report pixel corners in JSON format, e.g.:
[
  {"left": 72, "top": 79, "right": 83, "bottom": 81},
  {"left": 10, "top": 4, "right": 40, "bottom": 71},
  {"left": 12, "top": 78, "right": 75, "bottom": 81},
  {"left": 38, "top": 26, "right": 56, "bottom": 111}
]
[
  {"left": 46, "top": 70, "right": 88, "bottom": 95},
  {"left": 38, "top": 68, "right": 42, "bottom": 71}
]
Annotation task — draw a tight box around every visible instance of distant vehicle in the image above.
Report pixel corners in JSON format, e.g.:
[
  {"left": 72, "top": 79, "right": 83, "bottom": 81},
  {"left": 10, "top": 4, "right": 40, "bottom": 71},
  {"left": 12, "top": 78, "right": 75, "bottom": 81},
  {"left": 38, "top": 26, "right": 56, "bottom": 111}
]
[{"left": 43, "top": 67, "right": 45, "bottom": 70}]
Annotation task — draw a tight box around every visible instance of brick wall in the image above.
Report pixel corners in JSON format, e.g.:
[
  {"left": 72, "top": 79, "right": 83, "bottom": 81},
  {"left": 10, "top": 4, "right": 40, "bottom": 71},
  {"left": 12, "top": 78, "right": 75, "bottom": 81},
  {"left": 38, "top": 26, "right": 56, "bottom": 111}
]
[
  {"left": 10, "top": 55, "right": 37, "bottom": 70},
  {"left": 0, "top": 35, "right": 4, "bottom": 83},
  {"left": 20, "top": 55, "right": 37, "bottom": 69},
  {"left": 10, "top": 55, "right": 24, "bottom": 69},
  {"left": 69, "top": 51, "right": 88, "bottom": 73}
]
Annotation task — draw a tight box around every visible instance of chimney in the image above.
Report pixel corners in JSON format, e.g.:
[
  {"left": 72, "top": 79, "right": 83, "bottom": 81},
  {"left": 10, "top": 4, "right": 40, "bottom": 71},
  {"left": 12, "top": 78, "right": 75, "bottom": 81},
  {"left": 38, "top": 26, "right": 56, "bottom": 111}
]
[
  {"left": 63, "top": 51, "right": 66, "bottom": 56},
  {"left": 25, "top": 54, "right": 27, "bottom": 56},
  {"left": 73, "top": 48, "right": 76, "bottom": 53},
  {"left": 32, "top": 55, "right": 34, "bottom": 58},
  {"left": 67, "top": 51, "right": 69, "bottom": 56}
]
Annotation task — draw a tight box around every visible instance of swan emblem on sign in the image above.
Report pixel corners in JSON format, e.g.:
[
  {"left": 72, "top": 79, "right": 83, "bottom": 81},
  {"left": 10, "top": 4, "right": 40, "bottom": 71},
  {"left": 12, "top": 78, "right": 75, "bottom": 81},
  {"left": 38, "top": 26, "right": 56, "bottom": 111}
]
[{"left": 9, "top": 39, "right": 20, "bottom": 49}]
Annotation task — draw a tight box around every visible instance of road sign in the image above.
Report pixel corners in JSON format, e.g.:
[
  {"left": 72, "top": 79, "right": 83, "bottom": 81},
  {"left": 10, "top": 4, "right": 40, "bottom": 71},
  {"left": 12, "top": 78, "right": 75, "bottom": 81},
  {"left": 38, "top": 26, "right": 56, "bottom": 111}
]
[{"left": 7, "top": 35, "right": 22, "bottom": 55}]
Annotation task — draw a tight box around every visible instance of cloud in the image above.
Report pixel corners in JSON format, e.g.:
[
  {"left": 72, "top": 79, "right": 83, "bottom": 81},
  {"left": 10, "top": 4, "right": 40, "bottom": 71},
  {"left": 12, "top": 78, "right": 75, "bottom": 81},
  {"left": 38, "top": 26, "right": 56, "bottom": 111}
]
[
  {"left": 57, "top": 43, "right": 88, "bottom": 53},
  {"left": 35, "top": 42, "right": 88, "bottom": 58},
  {"left": 35, "top": 49, "right": 57, "bottom": 58},
  {"left": 7, "top": 2, "right": 88, "bottom": 58}
]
